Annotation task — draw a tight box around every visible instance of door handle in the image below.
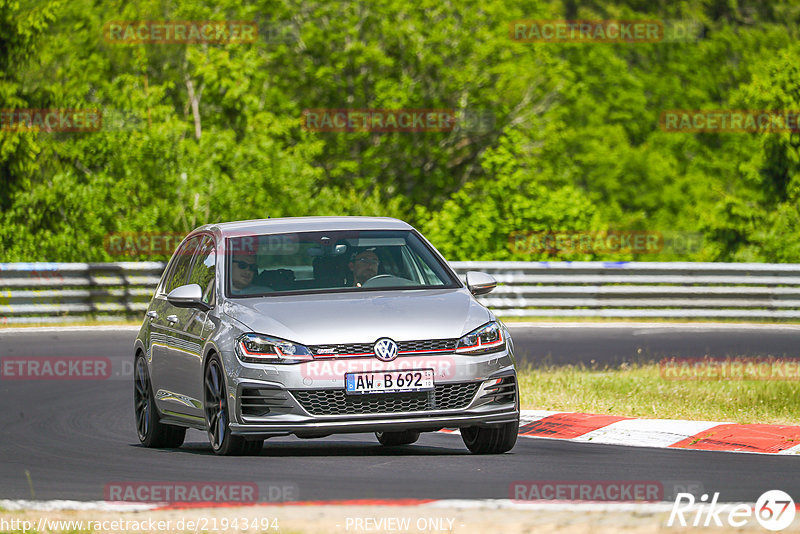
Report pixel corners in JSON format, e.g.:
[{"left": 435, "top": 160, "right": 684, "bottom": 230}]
[
  {"left": 146, "top": 311, "right": 158, "bottom": 320},
  {"left": 167, "top": 315, "right": 179, "bottom": 324}
]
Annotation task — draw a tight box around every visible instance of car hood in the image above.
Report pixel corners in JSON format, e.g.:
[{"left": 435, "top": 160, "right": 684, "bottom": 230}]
[{"left": 221, "top": 288, "right": 491, "bottom": 345}]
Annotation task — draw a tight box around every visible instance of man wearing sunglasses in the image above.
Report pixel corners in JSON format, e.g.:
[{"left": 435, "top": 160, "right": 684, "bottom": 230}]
[
  {"left": 348, "top": 248, "right": 380, "bottom": 287},
  {"left": 230, "top": 254, "right": 258, "bottom": 294}
]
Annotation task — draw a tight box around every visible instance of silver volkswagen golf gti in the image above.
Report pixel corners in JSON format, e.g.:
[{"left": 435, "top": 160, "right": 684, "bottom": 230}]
[{"left": 134, "top": 217, "right": 519, "bottom": 455}]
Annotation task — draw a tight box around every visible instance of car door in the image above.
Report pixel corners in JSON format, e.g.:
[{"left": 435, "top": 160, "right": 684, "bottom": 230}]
[
  {"left": 150, "top": 235, "right": 202, "bottom": 417},
  {"left": 158, "top": 235, "right": 216, "bottom": 420}
]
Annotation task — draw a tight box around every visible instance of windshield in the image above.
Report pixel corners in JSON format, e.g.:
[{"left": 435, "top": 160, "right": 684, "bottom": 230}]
[{"left": 225, "top": 229, "right": 459, "bottom": 297}]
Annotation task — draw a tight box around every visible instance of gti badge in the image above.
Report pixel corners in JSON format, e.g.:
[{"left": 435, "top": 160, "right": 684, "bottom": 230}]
[{"left": 373, "top": 338, "right": 398, "bottom": 361}]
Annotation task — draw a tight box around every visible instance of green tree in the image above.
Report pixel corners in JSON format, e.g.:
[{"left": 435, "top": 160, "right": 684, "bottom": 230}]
[{"left": 0, "top": 0, "right": 58, "bottom": 214}]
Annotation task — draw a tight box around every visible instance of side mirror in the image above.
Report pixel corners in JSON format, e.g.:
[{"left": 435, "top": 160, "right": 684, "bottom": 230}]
[
  {"left": 465, "top": 271, "right": 497, "bottom": 296},
  {"left": 167, "top": 284, "right": 211, "bottom": 311}
]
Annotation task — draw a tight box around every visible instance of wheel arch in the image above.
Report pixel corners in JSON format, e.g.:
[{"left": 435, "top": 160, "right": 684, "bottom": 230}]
[
  {"left": 133, "top": 345, "right": 167, "bottom": 425},
  {"left": 202, "top": 341, "right": 221, "bottom": 370},
  {"left": 133, "top": 338, "right": 147, "bottom": 361}
]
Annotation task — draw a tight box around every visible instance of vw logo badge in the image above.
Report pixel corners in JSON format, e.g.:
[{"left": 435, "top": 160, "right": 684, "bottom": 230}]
[{"left": 373, "top": 338, "right": 398, "bottom": 361}]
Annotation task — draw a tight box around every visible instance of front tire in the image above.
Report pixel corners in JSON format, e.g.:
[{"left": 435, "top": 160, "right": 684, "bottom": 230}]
[
  {"left": 460, "top": 420, "right": 518, "bottom": 454},
  {"left": 134, "top": 354, "right": 186, "bottom": 448},
  {"left": 375, "top": 430, "right": 420, "bottom": 446},
  {"left": 204, "top": 355, "right": 263, "bottom": 456}
]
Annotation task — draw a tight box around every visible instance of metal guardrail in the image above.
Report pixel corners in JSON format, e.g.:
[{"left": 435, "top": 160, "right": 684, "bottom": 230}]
[
  {"left": 2, "top": 261, "right": 800, "bottom": 324},
  {"left": 0, "top": 262, "right": 164, "bottom": 324},
  {"left": 453, "top": 261, "right": 800, "bottom": 319}
]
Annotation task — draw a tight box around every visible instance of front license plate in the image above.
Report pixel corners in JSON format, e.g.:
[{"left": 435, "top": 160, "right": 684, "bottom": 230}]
[{"left": 345, "top": 369, "right": 434, "bottom": 395}]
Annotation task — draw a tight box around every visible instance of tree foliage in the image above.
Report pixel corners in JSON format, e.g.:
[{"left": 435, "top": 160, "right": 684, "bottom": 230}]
[{"left": 1, "top": 0, "right": 798, "bottom": 262}]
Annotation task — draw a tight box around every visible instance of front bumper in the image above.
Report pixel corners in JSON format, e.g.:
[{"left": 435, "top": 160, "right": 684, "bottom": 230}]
[
  {"left": 222, "top": 349, "right": 518, "bottom": 439},
  {"left": 230, "top": 407, "right": 519, "bottom": 438}
]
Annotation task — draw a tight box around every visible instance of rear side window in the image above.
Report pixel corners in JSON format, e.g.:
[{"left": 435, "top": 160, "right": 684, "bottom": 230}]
[{"left": 163, "top": 236, "right": 202, "bottom": 294}]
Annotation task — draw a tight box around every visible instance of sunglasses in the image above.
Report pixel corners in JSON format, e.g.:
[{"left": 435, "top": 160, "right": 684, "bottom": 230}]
[{"left": 233, "top": 260, "right": 258, "bottom": 273}]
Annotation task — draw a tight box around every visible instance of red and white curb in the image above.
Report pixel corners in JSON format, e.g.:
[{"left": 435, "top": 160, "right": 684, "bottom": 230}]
[{"left": 516, "top": 410, "right": 800, "bottom": 455}]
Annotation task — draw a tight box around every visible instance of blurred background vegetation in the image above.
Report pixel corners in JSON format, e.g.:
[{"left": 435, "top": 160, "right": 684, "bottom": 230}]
[{"left": 1, "top": 0, "right": 799, "bottom": 262}]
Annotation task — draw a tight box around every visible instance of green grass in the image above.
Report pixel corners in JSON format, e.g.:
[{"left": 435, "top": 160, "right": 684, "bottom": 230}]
[{"left": 518, "top": 362, "right": 800, "bottom": 425}]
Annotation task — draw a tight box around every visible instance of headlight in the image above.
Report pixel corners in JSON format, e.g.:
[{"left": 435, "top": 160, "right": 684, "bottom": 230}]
[
  {"left": 235, "top": 333, "right": 313, "bottom": 364},
  {"left": 456, "top": 321, "right": 506, "bottom": 355}
]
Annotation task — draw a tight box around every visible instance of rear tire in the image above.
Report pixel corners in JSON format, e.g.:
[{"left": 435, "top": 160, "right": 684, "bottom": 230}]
[
  {"left": 204, "top": 354, "right": 263, "bottom": 456},
  {"left": 460, "top": 420, "right": 518, "bottom": 454},
  {"left": 134, "top": 354, "right": 186, "bottom": 448},
  {"left": 375, "top": 430, "right": 420, "bottom": 446}
]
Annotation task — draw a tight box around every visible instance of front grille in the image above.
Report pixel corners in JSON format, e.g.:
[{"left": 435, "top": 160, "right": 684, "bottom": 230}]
[
  {"left": 292, "top": 382, "right": 480, "bottom": 416},
  {"left": 309, "top": 338, "right": 457, "bottom": 357},
  {"left": 310, "top": 342, "right": 373, "bottom": 356},
  {"left": 399, "top": 339, "right": 457, "bottom": 352}
]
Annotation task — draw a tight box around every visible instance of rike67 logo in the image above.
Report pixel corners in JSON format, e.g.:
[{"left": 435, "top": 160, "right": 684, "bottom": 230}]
[{"left": 668, "top": 490, "right": 795, "bottom": 531}]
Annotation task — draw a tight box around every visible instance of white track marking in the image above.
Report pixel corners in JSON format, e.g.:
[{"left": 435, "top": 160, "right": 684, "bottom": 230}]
[
  {"left": 0, "top": 499, "right": 157, "bottom": 511},
  {"left": 777, "top": 443, "right": 800, "bottom": 455},
  {"left": 422, "top": 499, "right": 695, "bottom": 512},
  {"left": 570, "top": 418, "right": 726, "bottom": 448}
]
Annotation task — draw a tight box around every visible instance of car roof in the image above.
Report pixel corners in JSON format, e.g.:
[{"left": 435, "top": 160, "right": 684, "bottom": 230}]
[{"left": 191, "top": 216, "right": 413, "bottom": 239}]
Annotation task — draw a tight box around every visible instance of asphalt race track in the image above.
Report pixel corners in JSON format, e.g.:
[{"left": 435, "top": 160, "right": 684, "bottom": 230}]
[
  {"left": 508, "top": 322, "right": 800, "bottom": 367},
  {"left": 3, "top": 323, "right": 800, "bottom": 366},
  {"left": 0, "top": 324, "right": 798, "bottom": 504}
]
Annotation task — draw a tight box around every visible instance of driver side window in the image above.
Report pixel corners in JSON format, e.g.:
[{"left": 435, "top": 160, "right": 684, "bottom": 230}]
[
  {"left": 162, "top": 236, "right": 202, "bottom": 294},
  {"left": 187, "top": 236, "right": 216, "bottom": 306}
]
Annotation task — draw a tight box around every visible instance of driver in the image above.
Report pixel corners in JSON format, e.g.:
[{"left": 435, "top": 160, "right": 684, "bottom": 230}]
[
  {"left": 230, "top": 254, "right": 258, "bottom": 294},
  {"left": 348, "top": 248, "right": 380, "bottom": 287}
]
